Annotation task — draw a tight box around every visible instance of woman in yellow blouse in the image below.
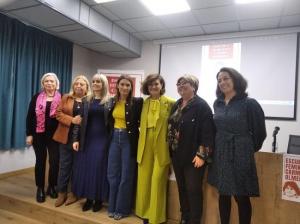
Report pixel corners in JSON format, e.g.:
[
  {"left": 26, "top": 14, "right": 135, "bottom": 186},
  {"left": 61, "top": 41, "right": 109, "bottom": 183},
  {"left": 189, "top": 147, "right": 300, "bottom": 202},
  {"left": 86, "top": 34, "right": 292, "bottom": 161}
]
[{"left": 135, "top": 74, "right": 175, "bottom": 224}]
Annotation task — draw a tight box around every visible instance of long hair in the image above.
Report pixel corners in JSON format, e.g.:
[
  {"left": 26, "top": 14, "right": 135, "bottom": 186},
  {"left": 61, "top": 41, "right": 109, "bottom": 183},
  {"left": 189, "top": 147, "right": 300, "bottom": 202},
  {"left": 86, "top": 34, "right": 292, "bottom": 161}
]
[
  {"left": 115, "top": 75, "right": 134, "bottom": 102},
  {"left": 216, "top": 67, "right": 248, "bottom": 99},
  {"left": 88, "top": 74, "right": 109, "bottom": 104},
  {"left": 69, "top": 75, "right": 91, "bottom": 97}
]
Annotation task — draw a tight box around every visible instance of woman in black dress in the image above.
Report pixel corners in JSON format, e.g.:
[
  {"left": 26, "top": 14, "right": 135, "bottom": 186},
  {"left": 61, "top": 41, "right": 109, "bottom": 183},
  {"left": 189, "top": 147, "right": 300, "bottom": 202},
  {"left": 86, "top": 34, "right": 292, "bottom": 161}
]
[
  {"left": 72, "top": 74, "right": 109, "bottom": 212},
  {"left": 208, "top": 67, "right": 267, "bottom": 224}
]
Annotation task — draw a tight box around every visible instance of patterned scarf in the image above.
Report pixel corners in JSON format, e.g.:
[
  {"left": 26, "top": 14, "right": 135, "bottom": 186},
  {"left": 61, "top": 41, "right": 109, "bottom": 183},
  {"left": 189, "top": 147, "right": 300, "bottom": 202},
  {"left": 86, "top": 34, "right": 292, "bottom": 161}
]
[{"left": 35, "top": 90, "right": 61, "bottom": 133}]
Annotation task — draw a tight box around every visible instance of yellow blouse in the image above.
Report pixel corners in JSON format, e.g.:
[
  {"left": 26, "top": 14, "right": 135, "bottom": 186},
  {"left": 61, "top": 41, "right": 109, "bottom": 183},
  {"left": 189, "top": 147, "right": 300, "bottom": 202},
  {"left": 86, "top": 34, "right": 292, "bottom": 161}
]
[
  {"left": 113, "top": 100, "right": 126, "bottom": 128},
  {"left": 147, "top": 99, "right": 160, "bottom": 128}
]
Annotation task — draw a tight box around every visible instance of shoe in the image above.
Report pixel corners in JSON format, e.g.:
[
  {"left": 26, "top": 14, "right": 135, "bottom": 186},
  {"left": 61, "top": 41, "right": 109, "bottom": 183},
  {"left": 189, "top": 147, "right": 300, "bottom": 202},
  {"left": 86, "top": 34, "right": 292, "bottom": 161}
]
[
  {"left": 46, "top": 186, "right": 58, "bottom": 199},
  {"left": 65, "top": 192, "right": 78, "bottom": 206},
  {"left": 93, "top": 200, "right": 102, "bottom": 212},
  {"left": 55, "top": 192, "right": 67, "bottom": 207},
  {"left": 108, "top": 212, "right": 114, "bottom": 218},
  {"left": 114, "top": 213, "right": 127, "bottom": 220},
  {"left": 142, "top": 218, "right": 149, "bottom": 224},
  {"left": 36, "top": 187, "right": 45, "bottom": 203},
  {"left": 82, "top": 199, "right": 93, "bottom": 212}
]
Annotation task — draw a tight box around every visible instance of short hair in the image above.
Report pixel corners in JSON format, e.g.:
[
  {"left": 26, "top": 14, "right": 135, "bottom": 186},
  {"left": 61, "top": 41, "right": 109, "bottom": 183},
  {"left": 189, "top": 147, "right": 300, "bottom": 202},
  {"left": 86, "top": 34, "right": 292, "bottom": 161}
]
[
  {"left": 89, "top": 74, "right": 109, "bottom": 104},
  {"left": 216, "top": 67, "right": 248, "bottom": 98},
  {"left": 141, "top": 74, "right": 166, "bottom": 95},
  {"left": 115, "top": 75, "right": 134, "bottom": 101},
  {"left": 177, "top": 74, "right": 199, "bottom": 93},
  {"left": 40, "top": 72, "right": 60, "bottom": 90},
  {"left": 69, "top": 75, "right": 91, "bottom": 97}
]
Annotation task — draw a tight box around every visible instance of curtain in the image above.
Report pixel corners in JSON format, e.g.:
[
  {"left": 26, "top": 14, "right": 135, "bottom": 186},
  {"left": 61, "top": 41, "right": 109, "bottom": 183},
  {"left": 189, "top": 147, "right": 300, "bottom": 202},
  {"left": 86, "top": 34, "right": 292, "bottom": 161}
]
[{"left": 0, "top": 13, "right": 73, "bottom": 149}]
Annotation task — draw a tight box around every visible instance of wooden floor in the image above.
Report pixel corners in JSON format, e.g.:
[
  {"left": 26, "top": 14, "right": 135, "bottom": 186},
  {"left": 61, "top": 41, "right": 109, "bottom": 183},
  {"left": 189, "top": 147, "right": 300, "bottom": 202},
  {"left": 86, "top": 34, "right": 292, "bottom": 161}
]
[{"left": 0, "top": 170, "right": 143, "bottom": 224}]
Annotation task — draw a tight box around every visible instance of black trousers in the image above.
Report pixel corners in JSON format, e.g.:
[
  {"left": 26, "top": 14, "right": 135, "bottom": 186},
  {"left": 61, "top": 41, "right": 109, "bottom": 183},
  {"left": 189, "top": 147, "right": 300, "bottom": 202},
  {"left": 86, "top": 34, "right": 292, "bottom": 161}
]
[
  {"left": 219, "top": 195, "right": 252, "bottom": 224},
  {"left": 32, "top": 133, "right": 59, "bottom": 188},
  {"left": 57, "top": 142, "right": 74, "bottom": 193},
  {"left": 172, "top": 156, "right": 206, "bottom": 224}
]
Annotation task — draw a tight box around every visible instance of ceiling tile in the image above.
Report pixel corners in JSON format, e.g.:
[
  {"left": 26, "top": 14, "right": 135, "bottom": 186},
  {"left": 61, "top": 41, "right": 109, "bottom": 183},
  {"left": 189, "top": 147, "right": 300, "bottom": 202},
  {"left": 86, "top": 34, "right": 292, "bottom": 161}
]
[
  {"left": 193, "top": 5, "right": 237, "bottom": 24},
  {"left": 0, "top": 0, "right": 39, "bottom": 11},
  {"left": 236, "top": 1, "right": 283, "bottom": 20},
  {"left": 9, "top": 5, "right": 74, "bottom": 28},
  {"left": 58, "top": 29, "right": 108, "bottom": 43},
  {"left": 102, "top": 0, "right": 151, "bottom": 19},
  {"left": 170, "top": 26, "right": 204, "bottom": 37},
  {"left": 187, "top": 0, "right": 234, "bottom": 10},
  {"left": 93, "top": 4, "right": 120, "bottom": 21},
  {"left": 159, "top": 12, "right": 199, "bottom": 28},
  {"left": 202, "top": 22, "right": 239, "bottom": 34},
  {"left": 84, "top": 41, "right": 125, "bottom": 52},
  {"left": 239, "top": 17, "right": 280, "bottom": 31},
  {"left": 132, "top": 32, "right": 149, "bottom": 41},
  {"left": 125, "top": 16, "right": 166, "bottom": 32},
  {"left": 115, "top": 20, "right": 137, "bottom": 33},
  {"left": 139, "top": 30, "right": 173, "bottom": 40},
  {"left": 280, "top": 14, "right": 300, "bottom": 27},
  {"left": 48, "top": 23, "right": 84, "bottom": 32},
  {"left": 283, "top": 0, "right": 300, "bottom": 16}
]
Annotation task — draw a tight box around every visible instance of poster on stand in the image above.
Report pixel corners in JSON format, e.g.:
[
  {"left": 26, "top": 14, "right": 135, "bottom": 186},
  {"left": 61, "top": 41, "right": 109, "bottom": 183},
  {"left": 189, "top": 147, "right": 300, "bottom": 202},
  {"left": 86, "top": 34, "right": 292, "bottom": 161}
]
[
  {"left": 98, "top": 69, "right": 144, "bottom": 97},
  {"left": 282, "top": 153, "right": 300, "bottom": 202}
]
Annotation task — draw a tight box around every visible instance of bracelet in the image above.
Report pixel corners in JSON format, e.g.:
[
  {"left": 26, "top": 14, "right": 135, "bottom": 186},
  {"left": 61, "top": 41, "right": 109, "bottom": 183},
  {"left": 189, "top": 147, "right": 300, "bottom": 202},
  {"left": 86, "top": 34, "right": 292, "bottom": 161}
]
[{"left": 196, "top": 151, "right": 208, "bottom": 161}]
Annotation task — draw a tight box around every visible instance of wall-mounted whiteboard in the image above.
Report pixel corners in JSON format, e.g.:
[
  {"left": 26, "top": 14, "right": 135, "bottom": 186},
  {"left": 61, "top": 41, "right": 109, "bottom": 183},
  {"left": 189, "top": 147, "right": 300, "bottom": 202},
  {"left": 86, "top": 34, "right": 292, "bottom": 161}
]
[{"left": 160, "top": 33, "right": 299, "bottom": 120}]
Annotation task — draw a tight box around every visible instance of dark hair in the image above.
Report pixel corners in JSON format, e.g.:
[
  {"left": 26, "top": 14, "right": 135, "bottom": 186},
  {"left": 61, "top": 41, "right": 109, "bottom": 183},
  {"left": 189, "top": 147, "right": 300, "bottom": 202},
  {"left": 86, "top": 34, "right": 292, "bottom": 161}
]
[
  {"left": 216, "top": 67, "right": 248, "bottom": 98},
  {"left": 115, "top": 75, "right": 134, "bottom": 102},
  {"left": 141, "top": 74, "right": 166, "bottom": 95}
]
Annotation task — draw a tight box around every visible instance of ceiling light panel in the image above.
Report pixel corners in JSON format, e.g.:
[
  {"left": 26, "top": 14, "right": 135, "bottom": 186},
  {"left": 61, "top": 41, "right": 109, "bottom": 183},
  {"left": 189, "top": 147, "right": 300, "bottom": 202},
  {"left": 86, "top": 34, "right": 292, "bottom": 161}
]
[{"left": 140, "top": 0, "right": 191, "bottom": 16}]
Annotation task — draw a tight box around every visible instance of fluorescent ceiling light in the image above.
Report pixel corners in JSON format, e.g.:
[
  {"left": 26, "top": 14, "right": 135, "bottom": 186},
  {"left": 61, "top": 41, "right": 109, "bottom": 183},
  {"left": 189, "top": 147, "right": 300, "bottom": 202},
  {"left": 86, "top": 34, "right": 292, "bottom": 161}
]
[
  {"left": 94, "top": 0, "right": 117, "bottom": 3},
  {"left": 235, "top": 0, "right": 275, "bottom": 4},
  {"left": 140, "top": 0, "right": 191, "bottom": 16}
]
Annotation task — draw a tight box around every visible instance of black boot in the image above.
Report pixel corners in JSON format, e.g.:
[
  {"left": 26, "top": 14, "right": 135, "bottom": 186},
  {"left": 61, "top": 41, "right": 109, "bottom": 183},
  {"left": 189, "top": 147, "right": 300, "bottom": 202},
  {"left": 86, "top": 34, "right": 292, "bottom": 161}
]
[
  {"left": 46, "top": 186, "right": 58, "bottom": 199},
  {"left": 82, "top": 199, "right": 93, "bottom": 211},
  {"left": 93, "top": 200, "right": 102, "bottom": 212},
  {"left": 36, "top": 187, "right": 45, "bottom": 203}
]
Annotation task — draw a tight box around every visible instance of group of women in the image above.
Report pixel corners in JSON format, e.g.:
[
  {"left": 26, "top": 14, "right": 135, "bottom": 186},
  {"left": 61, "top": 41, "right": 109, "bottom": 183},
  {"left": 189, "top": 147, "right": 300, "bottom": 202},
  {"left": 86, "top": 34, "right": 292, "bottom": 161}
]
[{"left": 26, "top": 67, "right": 266, "bottom": 224}]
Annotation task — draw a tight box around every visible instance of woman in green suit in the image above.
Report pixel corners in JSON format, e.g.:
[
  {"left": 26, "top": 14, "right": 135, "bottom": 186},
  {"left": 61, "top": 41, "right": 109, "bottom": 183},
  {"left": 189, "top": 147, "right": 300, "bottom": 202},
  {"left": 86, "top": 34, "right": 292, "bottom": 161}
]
[{"left": 135, "top": 74, "right": 175, "bottom": 224}]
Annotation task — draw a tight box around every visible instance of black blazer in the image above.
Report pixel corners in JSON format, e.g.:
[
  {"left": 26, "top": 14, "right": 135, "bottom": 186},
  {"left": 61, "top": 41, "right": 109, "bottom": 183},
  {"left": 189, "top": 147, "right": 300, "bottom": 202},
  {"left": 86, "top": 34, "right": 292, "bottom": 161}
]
[
  {"left": 170, "top": 95, "right": 215, "bottom": 165},
  {"left": 105, "top": 96, "right": 143, "bottom": 157}
]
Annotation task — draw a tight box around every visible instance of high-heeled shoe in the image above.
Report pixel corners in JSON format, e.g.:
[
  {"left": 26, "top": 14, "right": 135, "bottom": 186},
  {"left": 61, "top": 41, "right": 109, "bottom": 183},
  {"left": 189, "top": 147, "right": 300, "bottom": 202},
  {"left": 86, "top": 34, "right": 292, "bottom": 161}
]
[
  {"left": 93, "top": 200, "right": 102, "bottom": 212},
  {"left": 82, "top": 199, "right": 93, "bottom": 212},
  {"left": 36, "top": 187, "right": 45, "bottom": 203}
]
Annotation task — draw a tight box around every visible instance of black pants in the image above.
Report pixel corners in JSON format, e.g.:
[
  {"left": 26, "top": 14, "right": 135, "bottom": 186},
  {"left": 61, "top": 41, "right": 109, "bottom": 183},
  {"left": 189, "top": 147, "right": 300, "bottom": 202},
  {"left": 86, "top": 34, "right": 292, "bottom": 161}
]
[
  {"left": 219, "top": 195, "right": 252, "bottom": 224},
  {"left": 172, "top": 156, "right": 206, "bottom": 224},
  {"left": 57, "top": 142, "right": 74, "bottom": 192},
  {"left": 32, "top": 133, "right": 59, "bottom": 188}
]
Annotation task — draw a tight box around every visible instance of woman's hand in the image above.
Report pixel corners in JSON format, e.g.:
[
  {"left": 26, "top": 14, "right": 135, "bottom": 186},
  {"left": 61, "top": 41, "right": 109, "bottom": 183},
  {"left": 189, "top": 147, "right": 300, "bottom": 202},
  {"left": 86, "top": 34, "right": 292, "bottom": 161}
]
[
  {"left": 73, "top": 142, "right": 79, "bottom": 151},
  {"left": 192, "top": 156, "right": 205, "bottom": 168},
  {"left": 72, "top": 115, "right": 82, "bottom": 125},
  {"left": 26, "top": 136, "right": 33, "bottom": 146}
]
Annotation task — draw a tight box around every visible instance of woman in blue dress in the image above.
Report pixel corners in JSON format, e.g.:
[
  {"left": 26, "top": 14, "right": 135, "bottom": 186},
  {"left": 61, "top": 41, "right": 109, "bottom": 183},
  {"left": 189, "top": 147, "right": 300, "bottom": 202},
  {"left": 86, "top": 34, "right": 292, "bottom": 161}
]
[
  {"left": 72, "top": 74, "right": 110, "bottom": 212},
  {"left": 208, "top": 67, "right": 266, "bottom": 224}
]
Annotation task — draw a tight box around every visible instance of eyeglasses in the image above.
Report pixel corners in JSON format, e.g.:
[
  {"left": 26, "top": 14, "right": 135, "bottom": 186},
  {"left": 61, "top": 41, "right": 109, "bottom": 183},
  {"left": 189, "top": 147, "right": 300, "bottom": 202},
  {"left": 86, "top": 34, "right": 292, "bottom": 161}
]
[{"left": 176, "top": 81, "right": 188, "bottom": 87}]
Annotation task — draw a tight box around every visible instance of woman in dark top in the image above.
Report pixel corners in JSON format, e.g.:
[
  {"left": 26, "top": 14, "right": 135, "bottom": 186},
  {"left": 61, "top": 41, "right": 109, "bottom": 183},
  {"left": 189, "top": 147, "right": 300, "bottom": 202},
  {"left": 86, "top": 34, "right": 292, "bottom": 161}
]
[
  {"left": 52, "top": 75, "right": 91, "bottom": 207},
  {"left": 168, "top": 75, "right": 215, "bottom": 224},
  {"left": 72, "top": 74, "right": 110, "bottom": 212},
  {"left": 26, "top": 72, "right": 61, "bottom": 203},
  {"left": 208, "top": 67, "right": 266, "bottom": 224},
  {"left": 106, "top": 75, "right": 143, "bottom": 220}
]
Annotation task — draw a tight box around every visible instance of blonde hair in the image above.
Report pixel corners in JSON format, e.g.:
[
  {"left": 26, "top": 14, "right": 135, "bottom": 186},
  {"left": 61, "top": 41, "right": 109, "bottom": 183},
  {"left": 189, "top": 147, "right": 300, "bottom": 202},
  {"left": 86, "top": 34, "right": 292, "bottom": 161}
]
[
  {"left": 177, "top": 74, "right": 199, "bottom": 93},
  {"left": 69, "top": 75, "right": 91, "bottom": 97},
  {"left": 40, "top": 72, "right": 60, "bottom": 90},
  {"left": 88, "top": 74, "right": 109, "bottom": 104}
]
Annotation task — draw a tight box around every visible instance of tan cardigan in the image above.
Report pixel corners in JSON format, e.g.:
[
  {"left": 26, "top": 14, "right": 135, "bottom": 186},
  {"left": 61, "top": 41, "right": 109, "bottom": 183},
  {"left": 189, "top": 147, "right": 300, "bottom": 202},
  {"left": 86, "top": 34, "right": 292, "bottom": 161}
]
[{"left": 53, "top": 94, "right": 74, "bottom": 144}]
